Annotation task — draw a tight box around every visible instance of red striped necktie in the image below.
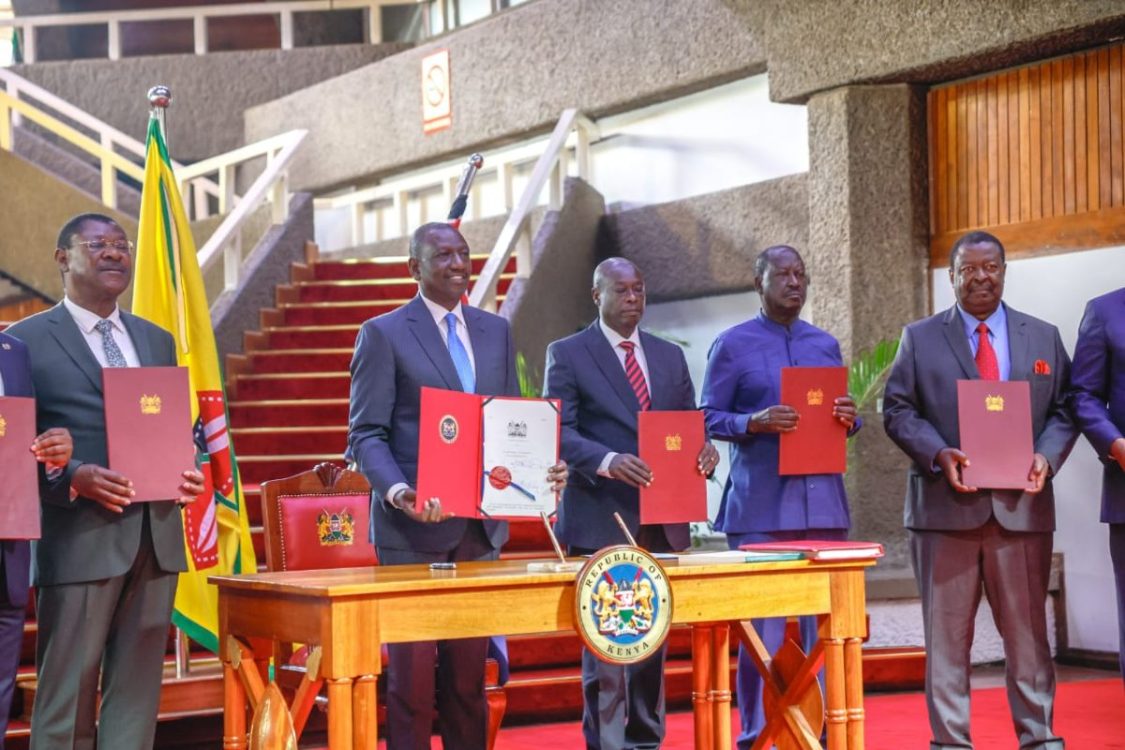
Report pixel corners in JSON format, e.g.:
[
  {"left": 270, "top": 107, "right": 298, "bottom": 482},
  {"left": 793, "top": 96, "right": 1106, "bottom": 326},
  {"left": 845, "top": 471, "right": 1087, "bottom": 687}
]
[
  {"left": 619, "top": 341, "right": 651, "bottom": 411},
  {"left": 975, "top": 322, "right": 999, "bottom": 381}
]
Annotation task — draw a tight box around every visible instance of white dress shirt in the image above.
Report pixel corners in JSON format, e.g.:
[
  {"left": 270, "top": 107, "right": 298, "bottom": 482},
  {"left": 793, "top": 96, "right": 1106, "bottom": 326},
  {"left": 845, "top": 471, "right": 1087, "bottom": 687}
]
[
  {"left": 386, "top": 294, "right": 478, "bottom": 506},
  {"left": 63, "top": 297, "right": 141, "bottom": 368},
  {"left": 596, "top": 319, "right": 651, "bottom": 476}
]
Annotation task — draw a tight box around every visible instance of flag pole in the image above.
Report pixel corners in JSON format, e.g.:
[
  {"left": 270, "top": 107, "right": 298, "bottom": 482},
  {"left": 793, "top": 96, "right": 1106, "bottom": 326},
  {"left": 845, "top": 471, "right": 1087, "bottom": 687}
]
[{"left": 147, "top": 83, "right": 193, "bottom": 679}]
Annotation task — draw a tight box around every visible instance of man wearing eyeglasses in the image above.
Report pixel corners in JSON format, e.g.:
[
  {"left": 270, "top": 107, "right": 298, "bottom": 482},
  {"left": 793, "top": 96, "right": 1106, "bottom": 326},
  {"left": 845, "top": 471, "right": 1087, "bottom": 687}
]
[
  {"left": 7, "top": 213, "right": 204, "bottom": 750},
  {"left": 883, "top": 231, "right": 1077, "bottom": 750}
]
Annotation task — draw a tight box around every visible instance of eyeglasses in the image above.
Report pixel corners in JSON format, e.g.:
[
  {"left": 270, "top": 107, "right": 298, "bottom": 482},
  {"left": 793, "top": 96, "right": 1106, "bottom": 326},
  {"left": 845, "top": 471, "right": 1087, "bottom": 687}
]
[
  {"left": 955, "top": 262, "right": 1003, "bottom": 279},
  {"left": 73, "top": 239, "right": 134, "bottom": 253}
]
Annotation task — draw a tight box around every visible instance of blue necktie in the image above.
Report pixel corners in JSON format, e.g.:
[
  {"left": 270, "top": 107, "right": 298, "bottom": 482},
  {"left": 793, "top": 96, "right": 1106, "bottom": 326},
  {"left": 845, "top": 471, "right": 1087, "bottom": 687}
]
[{"left": 445, "top": 312, "right": 475, "bottom": 393}]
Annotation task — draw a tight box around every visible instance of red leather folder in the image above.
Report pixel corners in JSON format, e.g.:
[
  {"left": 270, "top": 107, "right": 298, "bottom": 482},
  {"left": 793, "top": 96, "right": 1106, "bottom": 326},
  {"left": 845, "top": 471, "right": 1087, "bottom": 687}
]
[
  {"left": 739, "top": 540, "right": 885, "bottom": 561},
  {"left": 638, "top": 410, "right": 707, "bottom": 525},
  {"left": 416, "top": 387, "right": 483, "bottom": 518},
  {"left": 103, "top": 367, "right": 195, "bottom": 502},
  {"left": 957, "top": 379, "right": 1035, "bottom": 491},
  {"left": 0, "top": 396, "right": 41, "bottom": 538},
  {"left": 778, "top": 366, "right": 848, "bottom": 476}
]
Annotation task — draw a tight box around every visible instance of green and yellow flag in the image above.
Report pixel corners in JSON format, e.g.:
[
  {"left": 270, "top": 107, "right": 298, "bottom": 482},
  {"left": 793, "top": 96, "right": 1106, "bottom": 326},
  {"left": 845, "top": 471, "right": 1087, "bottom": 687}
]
[{"left": 132, "top": 116, "right": 257, "bottom": 652}]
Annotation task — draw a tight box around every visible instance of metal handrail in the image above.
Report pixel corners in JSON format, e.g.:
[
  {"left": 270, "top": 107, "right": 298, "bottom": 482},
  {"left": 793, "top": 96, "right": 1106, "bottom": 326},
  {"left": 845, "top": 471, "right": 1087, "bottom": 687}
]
[
  {"left": 0, "top": 67, "right": 222, "bottom": 212},
  {"left": 469, "top": 109, "right": 598, "bottom": 311},
  {"left": 197, "top": 129, "right": 307, "bottom": 296},
  {"left": 0, "top": 0, "right": 431, "bottom": 62}
]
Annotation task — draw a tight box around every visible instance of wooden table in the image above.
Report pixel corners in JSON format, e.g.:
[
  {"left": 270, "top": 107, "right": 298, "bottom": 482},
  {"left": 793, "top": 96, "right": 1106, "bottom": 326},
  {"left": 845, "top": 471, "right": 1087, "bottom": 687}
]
[{"left": 212, "top": 556, "right": 873, "bottom": 750}]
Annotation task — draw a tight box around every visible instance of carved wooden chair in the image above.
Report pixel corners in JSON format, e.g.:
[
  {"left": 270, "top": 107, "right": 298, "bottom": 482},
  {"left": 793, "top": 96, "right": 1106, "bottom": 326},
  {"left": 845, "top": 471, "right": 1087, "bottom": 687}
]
[{"left": 258, "top": 462, "right": 506, "bottom": 748}]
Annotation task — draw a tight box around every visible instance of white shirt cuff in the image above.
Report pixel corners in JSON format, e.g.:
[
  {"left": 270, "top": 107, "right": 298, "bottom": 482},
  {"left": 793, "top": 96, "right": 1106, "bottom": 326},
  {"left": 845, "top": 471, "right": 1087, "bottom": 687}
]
[
  {"left": 385, "top": 482, "right": 410, "bottom": 507},
  {"left": 596, "top": 452, "right": 618, "bottom": 478}
]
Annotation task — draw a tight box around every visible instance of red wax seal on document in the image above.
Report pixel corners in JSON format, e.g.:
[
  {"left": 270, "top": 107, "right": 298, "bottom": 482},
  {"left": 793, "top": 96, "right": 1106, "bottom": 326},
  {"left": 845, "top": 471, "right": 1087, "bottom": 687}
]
[{"left": 488, "top": 466, "right": 512, "bottom": 490}]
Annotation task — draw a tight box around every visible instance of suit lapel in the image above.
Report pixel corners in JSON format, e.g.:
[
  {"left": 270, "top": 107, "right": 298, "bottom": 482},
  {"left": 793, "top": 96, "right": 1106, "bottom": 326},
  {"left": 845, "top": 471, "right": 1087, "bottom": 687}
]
[
  {"left": 1006, "top": 306, "right": 1031, "bottom": 381},
  {"left": 583, "top": 323, "right": 641, "bottom": 416},
  {"left": 941, "top": 306, "right": 979, "bottom": 379},
  {"left": 406, "top": 297, "right": 463, "bottom": 391},
  {"left": 465, "top": 306, "right": 496, "bottom": 394},
  {"left": 120, "top": 312, "right": 155, "bottom": 366},
  {"left": 45, "top": 304, "right": 105, "bottom": 393}
]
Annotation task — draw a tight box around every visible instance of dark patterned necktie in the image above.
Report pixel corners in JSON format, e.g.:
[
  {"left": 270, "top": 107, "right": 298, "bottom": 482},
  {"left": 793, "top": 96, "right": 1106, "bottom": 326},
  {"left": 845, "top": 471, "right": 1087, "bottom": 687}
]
[
  {"left": 619, "top": 341, "right": 651, "bottom": 411},
  {"left": 975, "top": 322, "right": 999, "bottom": 381},
  {"left": 94, "top": 319, "right": 128, "bottom": 368}
]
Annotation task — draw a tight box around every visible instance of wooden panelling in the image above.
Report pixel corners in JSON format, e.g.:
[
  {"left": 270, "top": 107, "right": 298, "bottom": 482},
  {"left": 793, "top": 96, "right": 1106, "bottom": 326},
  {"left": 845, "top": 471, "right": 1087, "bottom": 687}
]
[{"left": 929, "top": 43, "right": 1125, "bottom": 263}]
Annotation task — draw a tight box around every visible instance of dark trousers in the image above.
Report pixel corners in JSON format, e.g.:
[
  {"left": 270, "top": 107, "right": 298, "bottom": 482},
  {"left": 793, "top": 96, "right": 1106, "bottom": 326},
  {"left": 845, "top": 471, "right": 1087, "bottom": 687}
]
[
  {"left": 30, "top": 514, "right": 177, "bottom": 750},
  {"left": 0, "top": 570, "right": 25, "bottom": 748},
  {"left": 723, "top": 528, "right": 847, "bottom": 750},
  {"left": 376, "top": 521, "right": 497, "bottom": 750},
  {"left": 1110, "top": 523, "right": 1125, "bottom": 684},
  {"left": 910, "top": 520, "right": 1061, "bottom": 750},
  {"left": 571, "top": 525, "right": 672, "bottom": 750}
]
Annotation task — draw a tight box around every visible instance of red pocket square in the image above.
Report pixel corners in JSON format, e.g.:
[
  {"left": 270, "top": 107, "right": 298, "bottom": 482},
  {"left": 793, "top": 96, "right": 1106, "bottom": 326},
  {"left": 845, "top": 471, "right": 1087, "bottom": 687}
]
[{"left": 1033, "top": 359, "right": 1051, "bottom": 375}]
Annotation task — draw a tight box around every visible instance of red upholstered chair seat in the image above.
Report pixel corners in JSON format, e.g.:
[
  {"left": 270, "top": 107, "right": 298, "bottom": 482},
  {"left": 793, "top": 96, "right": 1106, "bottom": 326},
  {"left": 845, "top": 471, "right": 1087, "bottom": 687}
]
[{"left": 274, "top": 491, "right": 377, "bottom": 571}]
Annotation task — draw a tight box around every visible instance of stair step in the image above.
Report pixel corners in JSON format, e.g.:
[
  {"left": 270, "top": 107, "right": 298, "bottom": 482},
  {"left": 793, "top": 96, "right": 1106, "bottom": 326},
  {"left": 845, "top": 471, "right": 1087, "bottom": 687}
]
[
  {"left": 289, "top": 275, "right": 514, "bottom": 303},
  {"left": 243, "top": 348, "right": 354, "bottom": 374},
  {"left": 233, "top": 372, "right": 350, "bottom": 400},
  {"left": 231, "top": 426, "right": 349, "bottom": 456},
  {"left": 261, "top": 325, "right": 361, "bottom": 349},
  {"left": 228, "top": 399, "right": 350, "bottom": 428},
  {"left": 236, "top": 455, "right": 343, "bottom": 484},
  {"left": 280, "top": 300, "right": 405, "bottom": 326},
  {"left": 311, "top": 255, "right": 512, "bottom": 281}
]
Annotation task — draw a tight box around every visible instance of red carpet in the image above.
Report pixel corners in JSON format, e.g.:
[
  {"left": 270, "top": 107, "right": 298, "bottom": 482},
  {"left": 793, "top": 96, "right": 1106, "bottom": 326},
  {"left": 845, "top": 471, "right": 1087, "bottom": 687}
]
[{"left": 483, "top": 678, "right": 1125, "bottom": 749}]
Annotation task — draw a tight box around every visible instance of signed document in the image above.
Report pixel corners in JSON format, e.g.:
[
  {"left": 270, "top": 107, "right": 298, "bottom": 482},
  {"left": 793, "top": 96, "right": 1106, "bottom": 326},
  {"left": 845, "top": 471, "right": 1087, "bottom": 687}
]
[
  {"left": 480, "top": 397, "right": 560, "bottom": 519},
  {"left": 957, "top": 379, "right": 1035, "bottom": 490}
]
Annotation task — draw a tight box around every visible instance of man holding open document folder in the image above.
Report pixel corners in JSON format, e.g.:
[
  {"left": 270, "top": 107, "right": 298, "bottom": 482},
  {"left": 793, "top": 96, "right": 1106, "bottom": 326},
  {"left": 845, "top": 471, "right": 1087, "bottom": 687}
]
[
  {"left": 544, "top": 257, "right": 717, "bottom": 750},
  {"left": 883, "top": 230, "right": 1077, "bottom": 750}
]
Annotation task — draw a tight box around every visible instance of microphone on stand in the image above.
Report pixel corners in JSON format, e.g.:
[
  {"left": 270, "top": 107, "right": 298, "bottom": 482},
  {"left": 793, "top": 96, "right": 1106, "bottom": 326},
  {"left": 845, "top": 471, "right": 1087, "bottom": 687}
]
[{"left": 448, "top": 152, "right": 484, "bottom": 230}]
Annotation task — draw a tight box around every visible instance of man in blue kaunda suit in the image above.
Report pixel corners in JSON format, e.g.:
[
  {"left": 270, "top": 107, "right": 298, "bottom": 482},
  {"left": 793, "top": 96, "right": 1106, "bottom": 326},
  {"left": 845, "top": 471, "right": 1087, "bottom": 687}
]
[
  {"left": 0, "top": 331, "right": 73, "bottom": 744},
  {"left": 1069, "top": 285, "right": 1125, "bottom": 686},
  {"left": 544, "top": 257, "right": 719, "bottom": 750},
  {"left": 883, "top": 230, "right": 1077, "bottom": 750},
  {"left": 347, "top": 222, "right": 566, "bottom": 750},
  {"left": 700, "top": 245, "right": 859, "bottom": 750}
]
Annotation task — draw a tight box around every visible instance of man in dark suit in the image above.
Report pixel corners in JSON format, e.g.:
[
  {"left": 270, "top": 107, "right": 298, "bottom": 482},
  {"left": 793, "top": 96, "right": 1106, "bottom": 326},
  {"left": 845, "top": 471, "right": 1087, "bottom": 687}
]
[
  {"left": 883, "top": 230, "right": 1077, "bottom": 750},
  {"left": 348, "top": 222, "right": 565, "bottom": 750},
  {"left": 7, "top": 213, "right": 204, "bottom": 750},
  {"left": 0, "top": 332, "right": 73, "bottom": 744},
  {"left": 544, "top": 257, "right": 718, "bottom": 750},
  {"left": 1069, "top": 286, "right": 1125, "bottom": 685}
]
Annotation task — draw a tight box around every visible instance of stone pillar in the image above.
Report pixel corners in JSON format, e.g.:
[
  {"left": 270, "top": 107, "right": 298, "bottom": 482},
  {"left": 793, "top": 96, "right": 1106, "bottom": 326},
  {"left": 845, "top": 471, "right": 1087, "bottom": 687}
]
[{"left": 806, "top": 83, "right": 930, "bottom": 572}]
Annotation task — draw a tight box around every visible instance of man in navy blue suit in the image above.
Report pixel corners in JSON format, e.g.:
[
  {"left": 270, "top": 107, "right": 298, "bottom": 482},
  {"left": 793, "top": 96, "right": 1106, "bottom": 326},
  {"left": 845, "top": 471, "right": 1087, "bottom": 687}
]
[
  {"left": 701, "top": 245, "right": 858, "bottom": 749},
  {"left": 1070, "top": 286, "right": 1125, "bottom": 685},
  {"left": 544, "top": 257, "right": 718, "bottom": 750},
  {"left": 0, "top": 331, "right": 72, "bottom": 742},
  {"left": 347, "top": 223, "right": 565, "bottom": 750}
]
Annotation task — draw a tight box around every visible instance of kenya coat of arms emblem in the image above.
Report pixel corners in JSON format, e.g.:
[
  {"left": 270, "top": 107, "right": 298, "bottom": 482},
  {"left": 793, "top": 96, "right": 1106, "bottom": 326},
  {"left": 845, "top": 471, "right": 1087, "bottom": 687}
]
[{"left": 575, "top": 545, "right": 673, "bottom": 664}]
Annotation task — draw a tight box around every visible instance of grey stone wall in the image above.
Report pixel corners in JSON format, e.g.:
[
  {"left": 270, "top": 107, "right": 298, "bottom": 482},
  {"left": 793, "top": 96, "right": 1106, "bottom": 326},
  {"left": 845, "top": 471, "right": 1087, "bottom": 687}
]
[
  {"left": 11, "top": 44, "right": 408, "bottom": 162},
  {"left": 212, "top": 193, "right": 314, "bottom": 360},
  {"left": 244, "top": 0, "right": 765, "bottom": 193},
  {"left": 502, "top": 178, "right": 605, "bottom": 388},
  {"left": 602, "top": 174, "right": 808, "bottom": 303},
  {"left": 728, "top": 0, "right": 1125, "bottom": 103}
]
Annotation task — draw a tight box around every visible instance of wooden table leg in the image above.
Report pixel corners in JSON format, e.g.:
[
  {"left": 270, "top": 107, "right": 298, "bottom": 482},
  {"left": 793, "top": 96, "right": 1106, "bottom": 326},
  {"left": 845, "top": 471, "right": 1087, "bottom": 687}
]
[
  {"left": 710, "top": 624, "right": 732, "bottom": 750},
  {"left": 844, "top": 637, "right": 865, "bottom": 749},
  {"left": 223, "top": 661, "right": 247, "bottom": 750},
  {"left": 824, "top": 638, "right": 846, "bottom": 749},
  {"left": 326, "top": 676, "right": 355, "bottom": 749},
  {"left": 692, "top": 624, "right": 715, "bottom": 750},
  {"left": 353, "top": 674, "right": 378, "bottom": 750}
]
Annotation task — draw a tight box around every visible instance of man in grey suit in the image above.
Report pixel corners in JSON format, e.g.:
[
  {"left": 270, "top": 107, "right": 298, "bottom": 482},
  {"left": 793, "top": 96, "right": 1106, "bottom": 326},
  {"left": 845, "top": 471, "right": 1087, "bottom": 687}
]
[
  {"left": 883, "top": 230, "right": 1077, "bottom": 750},
  {"left": 544, "top": 258, "right": 718, "bottom": 750},
  {"left": 7, "top": 213, "right": 204, "bottom": 750},
  {"left": 348, "top": 222, "right": 565, "bottom": 750}
]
